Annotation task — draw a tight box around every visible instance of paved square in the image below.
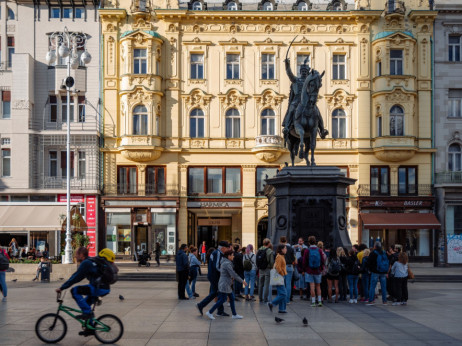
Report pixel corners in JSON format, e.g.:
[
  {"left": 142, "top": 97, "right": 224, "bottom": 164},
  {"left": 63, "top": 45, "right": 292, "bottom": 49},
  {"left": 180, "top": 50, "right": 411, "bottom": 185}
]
[{"left": 1, "top": 281, "right": 461, "bottom": 345}]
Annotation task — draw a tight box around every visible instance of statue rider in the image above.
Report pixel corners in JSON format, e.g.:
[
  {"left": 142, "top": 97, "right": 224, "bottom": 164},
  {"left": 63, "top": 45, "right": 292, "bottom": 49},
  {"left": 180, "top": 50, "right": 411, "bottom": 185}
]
[{"left": 282, "top": 58, "right": 328, "bottom": 140}]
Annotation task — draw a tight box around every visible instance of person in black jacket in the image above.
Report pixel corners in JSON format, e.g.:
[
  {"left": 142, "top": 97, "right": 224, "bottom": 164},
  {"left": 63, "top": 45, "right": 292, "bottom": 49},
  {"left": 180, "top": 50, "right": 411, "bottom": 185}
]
[
  {"left": 366, "top": 241, "right": 389, "bottom": 305},
  {"left": 176, "top": 244, "right": 189, "bottom": 300},
  {"left": 233, "top": 244, "right": 245, "bottom": 299}
]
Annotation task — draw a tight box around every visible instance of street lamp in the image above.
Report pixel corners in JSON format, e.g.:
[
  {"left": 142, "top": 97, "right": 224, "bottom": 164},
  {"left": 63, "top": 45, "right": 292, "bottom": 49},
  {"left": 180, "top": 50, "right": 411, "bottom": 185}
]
[{"left": 46, "top": 27, "right": 91, "bottom": 264}]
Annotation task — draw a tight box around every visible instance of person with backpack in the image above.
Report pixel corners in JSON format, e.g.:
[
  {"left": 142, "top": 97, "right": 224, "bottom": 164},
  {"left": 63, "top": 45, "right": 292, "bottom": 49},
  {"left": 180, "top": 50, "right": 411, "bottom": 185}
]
[
  {"left": 279, "top": 236, "right": 295, "bottom": 303},
  {"left": 186, "top": 246, "right": 201, "bottom": 299},
  {"left": 257, "top": 238, "right": 274, "bottom": 303},
  {"left": 366, "top": 241, "right": 389, "bottom": 305},
  {"left": 0, "top": 244, "right": 10, "bottom": 302},
  {"left": 243, "top": 244, "right": 257, "bottom": 301},
  {"left": 326, "top": 248, "right": 341, "bottom": 303},
  {"left": 302, "top": 236, "right": 326, "bottom": 307},
  {"left": 56, "top": 248, "right": 118, "bottom": 325},
  {"left": 360, "top": 249, "right": 371, "bottom": 302},
  {"left": 345, "top": 249, "right": 361, "bottom": 303}
]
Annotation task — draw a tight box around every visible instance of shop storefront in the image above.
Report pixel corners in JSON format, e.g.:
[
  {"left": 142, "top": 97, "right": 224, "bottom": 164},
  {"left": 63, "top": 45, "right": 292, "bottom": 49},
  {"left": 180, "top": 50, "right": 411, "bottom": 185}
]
[
  {"left": 359, "top": 197, "right": 441, "bottom": 262},
  {"left": 102, "top": 199, "right": 179, "bottom": 257}
]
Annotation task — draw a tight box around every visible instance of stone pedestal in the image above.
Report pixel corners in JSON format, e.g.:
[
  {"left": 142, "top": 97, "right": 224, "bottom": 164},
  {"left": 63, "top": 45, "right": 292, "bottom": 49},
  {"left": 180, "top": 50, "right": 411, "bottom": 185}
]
[{"left": 265, "top": 166, "right": 355, "bottom": 248}]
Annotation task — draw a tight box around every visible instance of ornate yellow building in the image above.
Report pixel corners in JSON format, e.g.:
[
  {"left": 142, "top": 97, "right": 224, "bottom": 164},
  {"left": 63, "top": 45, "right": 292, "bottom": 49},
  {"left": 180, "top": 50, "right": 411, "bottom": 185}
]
[{"left": 99, "top": 0, "right": 440, "bottom": 261}]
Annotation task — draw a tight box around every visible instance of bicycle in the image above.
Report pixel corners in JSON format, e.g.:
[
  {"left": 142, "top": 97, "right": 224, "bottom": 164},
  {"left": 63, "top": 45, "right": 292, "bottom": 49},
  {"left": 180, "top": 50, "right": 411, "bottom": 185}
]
[{"left": 35, "top": 292, "right": 124, "bottom": 344}]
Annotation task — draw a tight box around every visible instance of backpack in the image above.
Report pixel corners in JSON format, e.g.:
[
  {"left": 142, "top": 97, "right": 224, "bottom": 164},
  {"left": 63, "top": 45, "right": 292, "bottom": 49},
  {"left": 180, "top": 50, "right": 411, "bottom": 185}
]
[
  {"left": 91, "top": 257, "right": 118, "bottom": 286},
  {"left": 351, "top": 259, "right": 361, "bottom": 275},
  {"left": 0, "top": 250, "right": 9, "bottom": 271},
  {"left": 375, "top": 250, "right": 389, "bottom": 273},
  {"left": 256, "top": 249, "right": 269, "bottom": 270},
  {"left": 285, "top": 245, "right": 296, "bottom": 265},
  {"left": 243, "top": 254, "right": 254, "bottom": 271},
  {"left": 327, "top": 258, "right": 341, "bottom": 276},
  {"left": 308, "top": 248, "right": 321, "bottom": 269}
]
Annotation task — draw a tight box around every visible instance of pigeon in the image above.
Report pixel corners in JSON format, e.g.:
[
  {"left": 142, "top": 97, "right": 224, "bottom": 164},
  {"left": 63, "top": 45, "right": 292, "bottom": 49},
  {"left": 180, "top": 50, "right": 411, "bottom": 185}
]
[
  {"left": 275, "top": 317, "right": 284, "bottom": 324},
  {"left": 11, "top": 279, "right": 17, "bottom": 282},
  {"left": 302, "top": 317, "right": 308, "bottom": 326},
  {"left": 119, "top": 294, "right": 125, "bottom": 301},
  {"left": 59, "top": 278, "right": 64, "bottom": 281}
]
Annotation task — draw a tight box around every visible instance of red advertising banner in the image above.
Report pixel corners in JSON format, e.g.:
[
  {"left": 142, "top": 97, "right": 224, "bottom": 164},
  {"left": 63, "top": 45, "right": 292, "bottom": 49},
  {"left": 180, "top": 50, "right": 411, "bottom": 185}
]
[
  {"left": 87, "top": 229, "right": 96, "bottom": 257},
  {"left": 57, "top": 194, "right": 85, "bottom": 203},
  {"left": 86, "top": 195, "right": 97, "bottom": 256}
]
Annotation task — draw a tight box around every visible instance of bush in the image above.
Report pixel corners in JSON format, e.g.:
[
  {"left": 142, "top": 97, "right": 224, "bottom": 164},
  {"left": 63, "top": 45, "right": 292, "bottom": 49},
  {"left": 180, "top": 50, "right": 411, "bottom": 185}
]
[{"left": 9, "top": 258, "right": 60, "bottom": 264}]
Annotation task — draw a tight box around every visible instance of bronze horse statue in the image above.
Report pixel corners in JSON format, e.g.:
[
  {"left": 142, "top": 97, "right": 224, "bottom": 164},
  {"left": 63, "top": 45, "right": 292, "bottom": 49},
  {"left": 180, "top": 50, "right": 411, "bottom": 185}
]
[{"left": 285, "top": 69, "right": 325, "bottom": 166}]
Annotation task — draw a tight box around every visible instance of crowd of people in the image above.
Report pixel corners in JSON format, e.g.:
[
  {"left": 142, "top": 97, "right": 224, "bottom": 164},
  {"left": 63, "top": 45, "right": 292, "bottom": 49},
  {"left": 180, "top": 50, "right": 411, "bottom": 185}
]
[
  {"left": 176, "top": 236, "right": 414, "bottom": 319},
  {"left": 2, "top": 238, "right": 49, "bottom": 260}
]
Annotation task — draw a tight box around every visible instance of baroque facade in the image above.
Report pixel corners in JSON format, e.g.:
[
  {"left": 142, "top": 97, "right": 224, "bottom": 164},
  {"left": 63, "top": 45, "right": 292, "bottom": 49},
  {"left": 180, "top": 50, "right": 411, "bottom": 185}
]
[{"left": 99, "top": 0, "right": 439, "bottom": 261}]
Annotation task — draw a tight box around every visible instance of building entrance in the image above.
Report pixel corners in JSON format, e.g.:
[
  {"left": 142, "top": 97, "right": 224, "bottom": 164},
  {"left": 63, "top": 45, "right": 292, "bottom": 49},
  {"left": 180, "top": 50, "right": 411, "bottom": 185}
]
[
  {"left": 197, "top": 218, "right": 232, "bottom": 248},
  {"left": 257, "top": 217, "right": 268, "bottom": 248},
  {"left": 134, "top": 226, "right": 148, "bottom": 254}
]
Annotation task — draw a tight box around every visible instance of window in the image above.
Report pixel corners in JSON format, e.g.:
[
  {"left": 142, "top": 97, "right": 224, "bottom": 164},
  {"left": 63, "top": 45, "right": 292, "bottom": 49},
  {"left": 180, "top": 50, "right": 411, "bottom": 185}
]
[
  {"left": 225, "top": 108, "right": 240, "bottom": 138},
  {"left": 390, "top": 50, "right": 403, "bottom": 75},
  {"left": 63, "top": 8, "right": 72, "bottom": 18},
  {"left": 297, "top": 54, "right": 310, "bottom": 77},
  {"left": 78, "top": 96, "right": 85, "bottom": 122},
  {"left": 447, "top": 205, "right": 462, "bottom": 236},
  {"left": 449, "top": 36, "right": 461, "bottom": 62},
  {"left": 332, "top": 109, "right": 346, "bottom": 139},
  {"left": 262, "top": 2, "right": 273, "bottom": 10},
  {"left": 256, "top": 167, "right": 278, "bottom": 195},
  {"left": 188, "top": 167, "right": 241, "bottom": 194},
  {"left": 1, "top": 149, "right": 10, "bottom": 177},
  {"left": 7, "top": 37, "right": 14, "bottom": 68},
  {"left": 377, "top": 116, "right": 382, "bottom": 137},
  {"left": 49, "top": 151, "right": 58, "bottom": 177},
  {"left": 74, "top": 8, "right": 85, "bottom": 19},
  {"left": 49, "top": 96, "right": 57, "bottom": 122},
  {"left": 78, "top": 151, "right": 86, "bottom": 179},
  {"left": 134, "top": 49, "right": 147, "bottom": 74},
  {"left": 261, "top": 109, "right": 276, "bottom": 135},
  {"left": 1, "top": 138, "right": 10, "bottom": 145},
  {"left": 261, "top": 53, "right": 275, "bottom": 80},
  {"left": 332, "top": 54, "right": 346, "bottom": 80},
  {"left": 449, "top": 90, "right": 462, "bottom": 118},
  {"left": 370, "top": 166, "right": 389, "bottom": 195},
  {"left": 376, "top": 61, "right": 382, "bottom": 77},
  {"left": 133, "top": 105, "right": 148, "bottom": 135},
  {"left": 333, "top": 3, "right": 342, "bottom": 10},
  {"left": 2, "top": 91, "right": 11, "bottom": 119},
  {"left": 146, "top": 167, "right": 166, "bottom": 194},
  {"left": 192, "top": 1, "right": 203, "bottom": 10},
  {"left": 61, "top": 151, "right": 74, "bottom": 178},
  {"left": 298, "top": 2, "right": 309, "bottom": 10},
  {"left": 190, "top": 54, "right": 204, "bottom": 79},
  {"left": 61, "top": 96, "right": 75, "bottom": 122},
  {"left": 190, "top": 108, "right": 204, "bottom": 138},
  {"left": 7, "top": 8, "right": 14, "bottom": 20},
  {"left": 50, "top": 7, "right": 60, "bottom": 18},
  {"left": 449, "top": 143, "right": 462, "bottom": 172},
  {"left": 118, "top": 167, "right": 137, "bottom": 194},
  {"left": 227, "top": 2, "right": 238, "bottom": 10},
  {"left": 226, "top": 54, "right": 240, "bottom": 80},
  {"left": 398, "top": 166, "right": 417, "bottom": 195},
  {"left": 390, "top": 105, "right": 404, "bottom": 136}
]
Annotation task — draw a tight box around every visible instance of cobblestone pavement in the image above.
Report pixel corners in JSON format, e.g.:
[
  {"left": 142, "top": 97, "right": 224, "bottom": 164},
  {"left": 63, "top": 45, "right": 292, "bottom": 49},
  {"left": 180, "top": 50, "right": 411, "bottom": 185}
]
[{"left": 1, "top": 281, "right": 461, "bottom": 345}]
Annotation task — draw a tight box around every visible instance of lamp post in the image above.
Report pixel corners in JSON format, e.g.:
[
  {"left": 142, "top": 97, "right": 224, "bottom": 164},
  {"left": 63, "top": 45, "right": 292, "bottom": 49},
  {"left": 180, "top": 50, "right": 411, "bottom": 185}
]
[{"left": 46, "top": 27, "right": 91, "bottom": 264}]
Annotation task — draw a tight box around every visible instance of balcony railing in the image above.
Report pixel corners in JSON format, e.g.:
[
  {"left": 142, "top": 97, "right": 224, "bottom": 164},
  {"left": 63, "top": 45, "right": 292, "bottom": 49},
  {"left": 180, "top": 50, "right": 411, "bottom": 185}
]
[
  {"left": 357, "top": 184, "right": 433, "bottom": 197},
  {"left": 103, "top": 184, "right": 180, "bottom": 197},
  {"left": 39, "top": 177, "right": 100, "bottom": 190},
  {"left": 435, "top": 172, "right": 462, "bottom": 184},
  {"left": 254, "top": 135, "right": 283, "bottom": 148}
]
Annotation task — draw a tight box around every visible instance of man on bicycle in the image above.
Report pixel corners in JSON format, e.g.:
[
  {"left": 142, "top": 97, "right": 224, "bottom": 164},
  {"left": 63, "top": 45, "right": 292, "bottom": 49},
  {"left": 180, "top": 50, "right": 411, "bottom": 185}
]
[{"left": 56, "top": 248, "right": 116, "bottom": 321}]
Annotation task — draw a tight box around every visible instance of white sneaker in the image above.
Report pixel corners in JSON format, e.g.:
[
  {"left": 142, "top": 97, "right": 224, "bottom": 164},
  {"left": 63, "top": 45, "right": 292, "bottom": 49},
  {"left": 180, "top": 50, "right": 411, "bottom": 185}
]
[
  {"left": 232, "top": 314, "right": 243, "bottom": 319},
  {"left": 2, "top": 297, "right": 6, "bottom": 302},
  {"left": 353, "top": 299, "right": 358, "bottom": 304},
  {"left": 392, "top": 302, "right": 400, "bottom": 306},
  {"left": 349, "top": 299, "right": 354, "bottom": 304},
  {"left": 205, "top": 311, "right": 215, "bottom": 320}
]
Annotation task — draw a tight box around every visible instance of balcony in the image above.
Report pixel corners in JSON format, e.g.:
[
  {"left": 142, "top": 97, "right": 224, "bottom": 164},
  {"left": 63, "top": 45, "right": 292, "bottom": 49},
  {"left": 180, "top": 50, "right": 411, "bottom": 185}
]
[
  {"left": 39, "top": 177, "right": 99, "bottom": 191},
  {"left": 118, "top": 135, "right": 163, "bottom": 162},
  {"left": 371, "top": 136, "right": 417, "bottom": 162},
  {"left": 357, "top": 184, "right": 432, "bottom": 197},
  {"left": 435, "top": 172, "right": 462, "bottom": 185},
  {"left": 252, "top": 135, "right": 285, "bottom": 163},
  {"left": 102, "top": 184, "right": 180, "bottom": 197}
]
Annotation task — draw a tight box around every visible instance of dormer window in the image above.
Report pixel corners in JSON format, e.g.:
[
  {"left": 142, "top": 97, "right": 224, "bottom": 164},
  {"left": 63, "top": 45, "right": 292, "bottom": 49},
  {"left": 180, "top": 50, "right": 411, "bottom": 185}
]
[
  {"left": 263, "top": 2, "right": 273, "bottom": 10},
  {"left": 298, "top": 2, "right": 308, "bottom": 10},
  {"left": 227, "top": 2, "right": 238, "bottom": 10},
  {"left": 192, "top": 1, "right": 203, "bottom": 10},
  {"left": 327, "top": 0, "right": 346, "bottom": 11},
  {"left": 333, "top": 3, "right": 342, "bottom": 10}
]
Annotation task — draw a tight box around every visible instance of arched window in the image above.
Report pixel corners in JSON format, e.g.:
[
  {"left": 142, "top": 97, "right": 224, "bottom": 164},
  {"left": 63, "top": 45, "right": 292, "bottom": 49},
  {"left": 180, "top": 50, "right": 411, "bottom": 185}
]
[
  {"left": 298, "top": 2, "right": 308, "bottom": 10},
  {"left": 133, "top": 105, "right": 148, "bottom": 135},
  {"left": 8, "top": 8, "right": 15, "bottom": 20},
  {"left": 225, "top": 108, "right": 240, "bottom": 138},
  {"left": 192, "top": 1, "right": 203, "bottom": 10},
  {"left": 449, "top": 143, "right": 462, "bottom": 172},
  {"left": 332, "top": 109, "right": 346, "bottom": 138},
  {"left": 263, "top": 2, "right": 273, "bottom": 10},
  {"left": 190, "top": 108, "right": 204, "bottom": 138},
  {"left": 261, "top": 109, "right": 276, "bottom": 135},
  {"left": 227, "top": 2, "right": 238, "bottom": 10},
  {"left": 390, "top": 105, "right": 404, "bottom": 136}
]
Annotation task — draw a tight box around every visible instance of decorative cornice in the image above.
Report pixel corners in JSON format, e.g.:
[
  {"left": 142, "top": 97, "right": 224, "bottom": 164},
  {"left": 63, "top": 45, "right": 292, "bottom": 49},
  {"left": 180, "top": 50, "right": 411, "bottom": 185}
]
[
  {"left": 183, "top": 37, "right": 213, "bottom": 46},
  {"left": 254, "top": 38, "right": 284, "bottom": 46},
  {"left": 218, "top": 38, "right": 249, "bottom": 46},
  {"left": 325, "top": 38, "right": 355, "bottom": 46}
]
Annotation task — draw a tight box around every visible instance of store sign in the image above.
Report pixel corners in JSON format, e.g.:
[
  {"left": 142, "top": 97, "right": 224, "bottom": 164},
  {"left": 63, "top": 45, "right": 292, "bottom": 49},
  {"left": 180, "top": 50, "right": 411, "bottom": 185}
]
[
  {"left": 448, "top": 235, "right": 462, "bottom": 264},
  {"left": 187, "top": 201, "right": 242, "bottom": 208},
  {"left": 198, "top": 218, "right": 232, "bottom": 226},
  {"left": 86, "top": 196, "right": 97, "bottom": 257},
  {"left": 58, "top": 194, "right": 85, "bottom": 203},
  {"left": 360, "top": 199, "right": 432, "bottom": 208}
]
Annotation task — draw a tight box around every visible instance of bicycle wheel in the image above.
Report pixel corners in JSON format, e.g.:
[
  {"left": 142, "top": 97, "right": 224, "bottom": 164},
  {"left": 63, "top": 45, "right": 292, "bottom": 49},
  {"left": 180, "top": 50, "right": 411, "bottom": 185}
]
[
  {"left": 94, "top": 314, "right": 124, "bottom": 344},
  {"left": 35, "top": 313, "right": 67, "bottom": 343}
]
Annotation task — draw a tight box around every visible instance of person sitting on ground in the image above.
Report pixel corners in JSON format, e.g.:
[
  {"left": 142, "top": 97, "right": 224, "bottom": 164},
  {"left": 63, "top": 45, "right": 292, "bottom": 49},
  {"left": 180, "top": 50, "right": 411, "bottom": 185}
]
[{"left": 206, "top": 249, "right": 247, "bottom": 320}]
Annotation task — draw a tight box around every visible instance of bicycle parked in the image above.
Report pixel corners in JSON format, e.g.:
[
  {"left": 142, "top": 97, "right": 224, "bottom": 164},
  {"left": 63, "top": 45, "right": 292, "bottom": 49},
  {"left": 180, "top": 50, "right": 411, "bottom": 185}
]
[{"left": 35, "top": 292, "right": 124, "bottom": 344}]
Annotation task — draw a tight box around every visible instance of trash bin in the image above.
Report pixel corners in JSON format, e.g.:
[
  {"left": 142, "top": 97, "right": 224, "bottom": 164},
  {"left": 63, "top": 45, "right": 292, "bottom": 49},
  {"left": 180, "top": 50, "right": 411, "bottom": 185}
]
[{"left": 40, "top": 261, "right": 52, "bottom": 282}]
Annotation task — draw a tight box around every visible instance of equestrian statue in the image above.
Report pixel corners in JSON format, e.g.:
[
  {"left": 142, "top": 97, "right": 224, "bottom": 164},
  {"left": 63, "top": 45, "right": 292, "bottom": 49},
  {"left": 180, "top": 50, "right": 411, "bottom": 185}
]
[{"left": 282, "top": 37, "right": 328, "bottom": 166}]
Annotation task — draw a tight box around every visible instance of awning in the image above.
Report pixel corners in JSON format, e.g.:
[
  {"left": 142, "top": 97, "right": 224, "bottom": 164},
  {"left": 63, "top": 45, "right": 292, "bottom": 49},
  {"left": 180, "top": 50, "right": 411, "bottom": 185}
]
[
  {"left": 0, "top": 205, "right": 67, "bottom": 231},
  {"left": 361, "top": 213, "right": 441, "bottom": 230}
]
